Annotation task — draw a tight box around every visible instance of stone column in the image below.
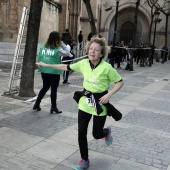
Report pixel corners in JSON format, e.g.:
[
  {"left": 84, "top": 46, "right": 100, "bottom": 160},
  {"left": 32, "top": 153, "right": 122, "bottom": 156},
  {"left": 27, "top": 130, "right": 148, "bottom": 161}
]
[
  {"left": 3, "top": 0, "right": 8, "bottom": 28},
  {"left": 68, "top": 0, "right": 81, "bottom": 41}
]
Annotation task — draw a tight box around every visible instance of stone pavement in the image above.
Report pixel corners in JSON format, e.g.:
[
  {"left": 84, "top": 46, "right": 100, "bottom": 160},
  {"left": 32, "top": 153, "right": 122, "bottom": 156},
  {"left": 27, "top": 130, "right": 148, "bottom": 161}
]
[{"left": 0, "top": 60, "right": 170, "bottom": 170}]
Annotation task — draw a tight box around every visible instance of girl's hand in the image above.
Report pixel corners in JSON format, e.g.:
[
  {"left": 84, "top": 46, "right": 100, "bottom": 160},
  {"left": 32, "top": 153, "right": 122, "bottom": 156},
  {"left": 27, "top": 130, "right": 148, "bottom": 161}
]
[
  {"left": 36, "top": 62, "right": 45, "bottom": 67},
  {"left": 99, "top": 93, "right": 111, "bottom": 104}
]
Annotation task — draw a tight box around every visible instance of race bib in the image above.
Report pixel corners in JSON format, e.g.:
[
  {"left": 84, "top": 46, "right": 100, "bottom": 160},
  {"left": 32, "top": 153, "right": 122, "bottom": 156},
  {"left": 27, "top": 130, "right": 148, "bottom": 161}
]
[{"left": 86, "top": 98, "right": 93, "bottom": 106}]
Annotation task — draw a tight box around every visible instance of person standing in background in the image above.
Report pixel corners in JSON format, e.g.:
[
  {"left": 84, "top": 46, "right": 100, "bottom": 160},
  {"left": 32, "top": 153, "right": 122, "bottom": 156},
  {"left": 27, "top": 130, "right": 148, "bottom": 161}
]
[
  {"left": 62, "top": 28, "right": 75, "bottom": 54},
  {"left": 108, "top": 42, "right": 117, "bottom": 68},
  {"left": 98, "top": 33, "right": 103, "bottom": 38},
  {"left": 78, "top": 31, "right": 83, "bottom": 49},
  {"left": 87, "top": 32, "right": 92, "bottom": 41},
  {"left": 116, "top": 41, "right": 126, "bottom": 68},
  {"left": 62, "top": 39, "right": 73, "bottom": 85},
  {"left": 63, "top": 28, "right": 74, "bottom": 43},
  {"left": 33, "top": 31, "right": 73, "bottom": 114},
  {"left": 61, "top": 29, "right": 75, "bottom": 85}
]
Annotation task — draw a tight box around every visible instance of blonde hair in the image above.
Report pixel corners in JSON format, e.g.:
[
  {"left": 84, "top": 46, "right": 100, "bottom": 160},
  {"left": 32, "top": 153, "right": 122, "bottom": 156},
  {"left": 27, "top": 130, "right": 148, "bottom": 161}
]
[{"left": 86, "top": 36, "right": 108, "bottom": 59}]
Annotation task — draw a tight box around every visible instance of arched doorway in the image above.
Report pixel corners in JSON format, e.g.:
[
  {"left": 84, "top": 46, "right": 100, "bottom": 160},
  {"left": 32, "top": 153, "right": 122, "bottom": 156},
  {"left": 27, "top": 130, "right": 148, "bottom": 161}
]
[{"left": 120, "top": 21, "right": 134, "bottom": 44}]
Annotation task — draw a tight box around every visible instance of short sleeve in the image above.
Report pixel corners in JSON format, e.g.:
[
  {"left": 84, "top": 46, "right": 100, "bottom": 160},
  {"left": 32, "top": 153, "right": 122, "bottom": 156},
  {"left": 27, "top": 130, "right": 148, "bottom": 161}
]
[
  {"left": 69, "top": 59, "right": 86, "bottom": 73},
  {"left": 108, "top": 66, "right": 122, "bottom": 83}
]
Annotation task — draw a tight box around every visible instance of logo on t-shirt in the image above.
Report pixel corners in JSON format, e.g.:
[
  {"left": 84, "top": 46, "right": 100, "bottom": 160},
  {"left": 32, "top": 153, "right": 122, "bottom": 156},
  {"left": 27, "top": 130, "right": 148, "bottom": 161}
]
[
  {"left": 85, "top": 76, "right": 102, "bottom": 87},
  {"left": 42, "top": 48, "right": 54, "bottom": 56}
]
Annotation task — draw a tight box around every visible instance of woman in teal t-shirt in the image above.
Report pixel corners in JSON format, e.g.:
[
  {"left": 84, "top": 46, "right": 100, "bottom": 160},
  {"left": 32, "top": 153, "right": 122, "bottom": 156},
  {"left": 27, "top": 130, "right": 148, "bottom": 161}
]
[
  {"left": 36, "top": 36, "right": 124, "bottom": 170},
  {"left": 33, "top": 31, "right": 73, "bottom": 114}
]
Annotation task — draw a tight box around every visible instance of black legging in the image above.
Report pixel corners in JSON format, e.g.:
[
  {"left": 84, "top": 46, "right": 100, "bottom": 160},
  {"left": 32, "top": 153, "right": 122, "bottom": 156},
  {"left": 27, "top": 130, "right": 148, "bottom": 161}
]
[
  {"left": 36, "top": 73, "right": 60, "bottom": 108},
  {"left": 78, "top": 109, "right": 108, "bottom": 160}
]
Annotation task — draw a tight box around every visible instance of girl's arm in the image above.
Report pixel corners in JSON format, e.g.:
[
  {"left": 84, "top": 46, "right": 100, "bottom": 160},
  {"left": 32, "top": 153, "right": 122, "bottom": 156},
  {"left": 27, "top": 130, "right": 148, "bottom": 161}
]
[
  {"left": 99, "top": 81, "right": 124, "bottom": 104},
  {"left": 58, "top": 41, "right": 73, "bottom": 57},
  {"left": 37, "top": 62, "right": 68, "bottom": 71},
  {"left": 107, "top": 81, "right": 124, "bottom": 96}
]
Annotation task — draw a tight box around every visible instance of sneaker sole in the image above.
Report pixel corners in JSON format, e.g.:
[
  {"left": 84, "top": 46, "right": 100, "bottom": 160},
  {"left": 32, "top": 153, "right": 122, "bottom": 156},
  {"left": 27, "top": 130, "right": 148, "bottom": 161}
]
[
  {"left": 74, "top": 165, "right": 89, "bottom": 170},
  {"left": 74, "top": 163, "right": 90, "bottom": 170}
]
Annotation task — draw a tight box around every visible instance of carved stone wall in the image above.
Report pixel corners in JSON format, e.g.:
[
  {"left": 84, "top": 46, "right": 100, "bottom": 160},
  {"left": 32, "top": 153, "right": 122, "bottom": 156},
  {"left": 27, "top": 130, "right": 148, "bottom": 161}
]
[
  {"left": 80, "top": 0, "right": 100, "bottom": 41},
  {"left": 58, "top": 0, "right": 68, "bottom": 37},
  {"left": 0, "top": 0, "right": 60, "bottom": 43},
  {"left": 39, "top": 0, "right": 60, "bottom": 43},
  {"left": 68, "top": 0, "right": 81, "bottom": 41},
  {"left": 0, "top": 0, "right": 18, "bottom": 41}
]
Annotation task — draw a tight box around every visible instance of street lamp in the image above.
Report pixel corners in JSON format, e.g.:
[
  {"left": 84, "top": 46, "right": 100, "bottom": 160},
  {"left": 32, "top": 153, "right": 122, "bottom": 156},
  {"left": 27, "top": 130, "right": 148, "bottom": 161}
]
[
  {"left": 104, "top": 0, "right": 119, "bottom": 44},
  {"left": 104, "top": 1, "right": 119, "bottom": 69},
  {"left": 162, "top": 0, "right": 170, "bottom": 63},
  {"left": 147, "top": 0, "right": 170, "bottom": 63},
  {"left": 167, "top": 0, "right": 170, "bottom": 60},
  {"left": 113, "top": 0, "right": 119, "bottom": 44},
  {"left": 150, "top": 10, "right": 161, "bottom": 65},
  {"left": 129, "top": 0, "right": 140, "bottom": 71},
  {"left": 133, "top": 0, "right": 140, "bottom": 44},
  {"left": 165, "top": 0, "right": 170, "bottom": 48}
]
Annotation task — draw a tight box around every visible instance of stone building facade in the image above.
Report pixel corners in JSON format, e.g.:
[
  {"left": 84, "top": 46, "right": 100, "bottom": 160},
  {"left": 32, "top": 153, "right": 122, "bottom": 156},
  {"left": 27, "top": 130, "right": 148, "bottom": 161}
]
[
  {"left": 0, "top": 0, "right": 170, "bottom": 58},
  {"left": 100, "top": 0, "right": 170, "bottom": 49},
  {"left": 66, "top": 0, "right": 170, "bottom": 50},
  {"left": 0, "top": 0, "right": 30, "bottom": 42},
  {"left": 0, "top": 0, "right": 101, "bottom": 43},
  {"left": 0, "top": 0, "right": 61, "bottom": 43}
]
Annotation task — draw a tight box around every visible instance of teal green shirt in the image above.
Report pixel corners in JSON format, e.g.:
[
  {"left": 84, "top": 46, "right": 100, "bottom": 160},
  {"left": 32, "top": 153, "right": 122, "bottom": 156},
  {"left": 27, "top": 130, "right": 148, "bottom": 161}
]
[
  {"left": 38, "top": 45, "right": 62, "bottom": 75},
  {"left": 70, "top": 59, "right": 122, "bottom": 116}
]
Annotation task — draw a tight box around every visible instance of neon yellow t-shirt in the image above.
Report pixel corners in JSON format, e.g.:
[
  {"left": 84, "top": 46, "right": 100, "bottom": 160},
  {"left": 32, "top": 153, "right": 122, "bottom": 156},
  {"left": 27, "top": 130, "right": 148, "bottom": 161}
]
[{"left": 70, "top": 59, "right": 122, "bottom": 116}]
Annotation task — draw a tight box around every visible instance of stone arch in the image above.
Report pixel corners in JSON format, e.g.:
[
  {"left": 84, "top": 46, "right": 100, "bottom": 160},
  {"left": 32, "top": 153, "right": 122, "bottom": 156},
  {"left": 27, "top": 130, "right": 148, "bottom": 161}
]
[{"left": 104, "top": 2, "right": 151, "bottom": 44}]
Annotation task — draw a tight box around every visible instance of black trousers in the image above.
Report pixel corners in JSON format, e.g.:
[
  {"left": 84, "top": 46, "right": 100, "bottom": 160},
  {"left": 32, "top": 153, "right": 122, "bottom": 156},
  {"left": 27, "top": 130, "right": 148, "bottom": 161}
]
[
  {"left": 109, "top": 58, "right": 114, "bottom": 68},
  {"left": 62, "top": 61, "right": 70, "bottom": 83},
  {"left": 78, "top": 109, "right": 108, "bottom": 160},
  {"left": 36, "top": 73, "right": 60, "bottom": 108},
  {"left": 63, "top": 70, "right": 70, "bottom": 83},
  {"left": 116, "top": 55, "right": 121, "bottom": 68}
]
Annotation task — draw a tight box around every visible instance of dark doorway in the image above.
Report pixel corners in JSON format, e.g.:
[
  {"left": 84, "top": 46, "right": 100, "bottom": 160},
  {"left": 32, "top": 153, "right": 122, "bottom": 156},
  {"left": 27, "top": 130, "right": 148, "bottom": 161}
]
[{"left": 120, "top": 21, "right": 134, "bottom": 44}]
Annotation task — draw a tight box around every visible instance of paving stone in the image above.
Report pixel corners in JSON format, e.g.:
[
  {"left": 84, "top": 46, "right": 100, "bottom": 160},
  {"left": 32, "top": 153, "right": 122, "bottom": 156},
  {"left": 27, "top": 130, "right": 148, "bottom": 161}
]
[
  {"left": 0, "top": 103, "right": 19, "bottom": 113},
  {"left": 89, "top": 126, "right": 170, "bottom": 169},
  {"left": 111, "top": 159, "right": 160, "bottom": 170},
  {"left": 26, "top": 139, "right": 78, "bottom": 164},
  {"left": 0, "top": 127, "right": 43, "bottom": 146},
  {"left": 0, "top": 111, "right": 77, "bottom": 138},
  {"left": 57, "top": 97, "right": 79, "bottom": 114},
  {"left": 152, "top": 91, "right": 170, "bottom": 100},
  {"left": 122, "top": 79, "right": 151, "bottom": 87},
  {"left": 0, "top": 159, "right": 42, "bottom": 170},
  {"left": 162, "top": 85, "right": 170, "bottom": 91},
  {"left": 15, "top": 152, "right": 57, "bottom": 169},
  {"left": 58, "top": 84, "right": 82, "bottom": 94},
  {"left": 127, "top": 75, "right": 155, "bottom": 84},
  {"left": 121, "top": 109, "right": 170, "bottom": 132},
  {"left": 0, "top": 61, "right": 170, "bottom": 170},
  {"left": 52, "top": 164, "right": 73, "bottom": 170},
  {"left": 117, "top": 85, "right": 140, "bottom": 94}
]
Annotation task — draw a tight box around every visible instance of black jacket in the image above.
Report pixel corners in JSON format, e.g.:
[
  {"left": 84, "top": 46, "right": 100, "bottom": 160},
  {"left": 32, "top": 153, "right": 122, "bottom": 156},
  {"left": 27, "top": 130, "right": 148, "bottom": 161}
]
[{"left": 73, "top": 90, "right": 122, "bottom": 121}]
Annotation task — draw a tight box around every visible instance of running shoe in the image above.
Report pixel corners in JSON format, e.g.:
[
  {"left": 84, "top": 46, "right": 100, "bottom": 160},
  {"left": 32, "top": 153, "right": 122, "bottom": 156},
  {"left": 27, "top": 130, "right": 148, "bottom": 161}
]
[
  {"left": 74, "top": 159, "right": 90, "bottom": 170},
  {"left": 104, "top": 127, "right": 113, "bottom": 146}
]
